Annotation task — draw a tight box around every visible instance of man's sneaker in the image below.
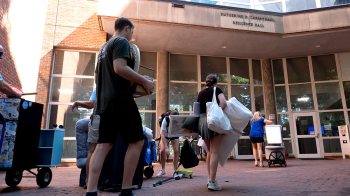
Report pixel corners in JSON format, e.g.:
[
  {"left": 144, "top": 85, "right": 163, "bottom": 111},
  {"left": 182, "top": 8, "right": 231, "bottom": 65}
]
[
  {"left": 156, "top": 170, "right": 166, "bottom": 177},
  {"left": 119, "top": 189, "right": 134, "bottom": 196},
  {"left": 207, "top": 180, "right": 222, "bottom": 191}
]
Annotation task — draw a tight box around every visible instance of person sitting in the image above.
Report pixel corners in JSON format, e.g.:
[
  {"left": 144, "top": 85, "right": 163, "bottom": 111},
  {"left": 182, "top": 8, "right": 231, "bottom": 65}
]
[
  {"left": 157, "top": 109, "right": 181, "bottom": 178},
  {"left": 73, "top": 89, "right": 96, "bottom": 188}
]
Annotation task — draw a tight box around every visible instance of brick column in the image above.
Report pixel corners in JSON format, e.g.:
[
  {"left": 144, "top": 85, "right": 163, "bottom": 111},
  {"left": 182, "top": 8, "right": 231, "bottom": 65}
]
[
  {"left": 261, "top": 59, "right": 277, "bottom": 123},
  {"left": 156, "top": 51, "right": 169, "bottom": 137}
]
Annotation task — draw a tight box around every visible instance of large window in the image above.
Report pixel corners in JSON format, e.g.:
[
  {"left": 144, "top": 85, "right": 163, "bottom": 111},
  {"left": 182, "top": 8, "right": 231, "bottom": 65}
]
[
  {"left": 319, "top": 112, "right": 345, "bottom": 137},
  {"left": 287, "top": 57, "right": 310, "bottom": 84},
  {"left": 49, "top": 50, "right": 96, "bottom": 159},
  {"left": 201, "top": 56, "right": 227, "bottom": 83},
  {"left": 312, "top": 55, "right": 338, "bottom": 81},
  {"left": 230, "top": 58, "right": 249, "bottom": 84},
  {"left": 289, "top": 84, "right": 314, "bottom": 111},
  {"left": 136, "top": 52, "right": 157, "bottom": 132},
  {"left": 275, "top": 86, "right": 287, "bottom": 112},
  {"left": 272, "top": 59, "right": 284, "bottom": 84},
  {"left": 170, "top": 54, "right": 198, "bottom": 113},
  {"left": 316, "top": 82, "right": 342, "bottom": 110},
  {"left": 230, "top": 58, "right": 251, "bottom": 109}
]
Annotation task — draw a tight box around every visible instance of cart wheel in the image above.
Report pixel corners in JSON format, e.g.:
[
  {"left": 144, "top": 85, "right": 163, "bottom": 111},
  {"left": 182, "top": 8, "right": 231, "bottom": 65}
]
[
  {"left": 189, "top": 174, "right": 192, "bottom": 179},
  {"left": 143, "top": 166, "right": 154, "bottom": 179},
  {"left": 275, "top": 151, "right": 285, "bottom": 161},
  {"left": 283, "top": 161, "right": 287, "bottom": 167},
  {"left": 36, "top": 167, "right": 52, "bottom": 188},
  {"left": 5, "top": 169, "right": 23, "bottom": 187}
]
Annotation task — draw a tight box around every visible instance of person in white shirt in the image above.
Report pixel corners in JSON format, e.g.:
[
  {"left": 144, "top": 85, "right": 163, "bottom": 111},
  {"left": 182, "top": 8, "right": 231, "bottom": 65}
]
[{"left": 157, "top": 109, "right": 180, "bottom": 178}]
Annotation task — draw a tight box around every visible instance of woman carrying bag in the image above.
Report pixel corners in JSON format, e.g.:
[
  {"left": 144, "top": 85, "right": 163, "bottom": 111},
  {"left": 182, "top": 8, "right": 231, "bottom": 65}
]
[{"left": 197, "top": 74, "right": 227, "bottom": 191}]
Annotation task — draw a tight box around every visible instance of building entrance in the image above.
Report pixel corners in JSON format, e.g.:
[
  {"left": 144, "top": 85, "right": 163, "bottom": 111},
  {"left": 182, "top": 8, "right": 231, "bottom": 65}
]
[{"left": 292, "top": 112, "right": 322, "bottom": 158}]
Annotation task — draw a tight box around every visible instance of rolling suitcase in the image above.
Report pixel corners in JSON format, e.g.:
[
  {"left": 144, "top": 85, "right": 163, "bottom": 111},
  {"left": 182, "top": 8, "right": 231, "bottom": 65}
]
[{"left": 98, "top": 134, "right": 146, "bottom": 192}]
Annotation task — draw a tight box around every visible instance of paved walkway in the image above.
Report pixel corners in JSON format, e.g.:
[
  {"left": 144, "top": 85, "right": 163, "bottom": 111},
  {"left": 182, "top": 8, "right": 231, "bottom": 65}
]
[{"left": 1, "top": 158, "right": 350, "bottom": 195}]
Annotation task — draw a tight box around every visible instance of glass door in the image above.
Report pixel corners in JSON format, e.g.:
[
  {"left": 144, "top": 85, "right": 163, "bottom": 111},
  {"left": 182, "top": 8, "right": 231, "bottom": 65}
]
[{"left": 293, "top": 113, "right": 322, "bottom": 158}]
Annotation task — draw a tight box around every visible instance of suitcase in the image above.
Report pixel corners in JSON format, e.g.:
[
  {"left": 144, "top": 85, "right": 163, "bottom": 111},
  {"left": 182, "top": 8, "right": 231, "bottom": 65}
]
[{"left": 98, "top": 134, "right": 146, "bottom": 192}]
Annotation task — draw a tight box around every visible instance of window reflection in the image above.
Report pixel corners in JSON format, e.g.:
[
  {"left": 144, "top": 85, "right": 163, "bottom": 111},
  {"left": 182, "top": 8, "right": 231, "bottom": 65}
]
[
  {"left": 316, "top": 82, "right": 342, "bottom": 110},
  {"left": 254, "top": 86, "right": 264, "bottom": 113},
  {"left": 49, "top": 104, "right": 91, "bottom": 137},
  {"left": 272, "top": 59, "right": 284, "bottom": 84},
  {"left": 287, "top": 57, "right": 310, "bottom": 83},
  {"left": 169, "top": 83, "right": 198, "bottom": 112},
  {"left": 342, "top": 81, "right": 350, "bottom": 107},
  {"left": 275, "top": 86, "right": 287, "bottom": 112},
  {"left": 50, "top": 77, "right": 94, "bottom": 102},
  {"left": 140, "top": 52, "right": 157, "bottom": 78},
  {"left": 252, "top": 60, "right": 262, "bottom": 85},
  {"left": 231, "top": 85, "right": 251, "bottom": 110},
  {"left": 230, "top": 58, "right": 249, "bottom": 84},
  {"left": 289, "top": 84, "right": 314, "bottom": 111},
  {"left": 319, "top": 112, "right": 345, "bottom": 137},
  {"left": 323, "top": 139, "right": 341, "bottom": 153},
  {"left": 339, "top": 53, "right": 350, "bottom": 81},
  {"left": 312, "top": 55, "right": 337, "bottom": 81},
  {"left": 171, "top": 54, "right": 197, "bottom": 81},
  {"left": 201, "top": 56, "right": 227, "bottom": 83},
  {"left": 140, "top": 112, "right": 157, "bottom": 138},
  {"left": 53, "top": 51, "right": 95, "bottom": 76},
  {"left": 295, "top": 116, "right": 314, "bottom": 135},
  {"left": 277, "top": 114, "right": 290, "bottom": 138}
]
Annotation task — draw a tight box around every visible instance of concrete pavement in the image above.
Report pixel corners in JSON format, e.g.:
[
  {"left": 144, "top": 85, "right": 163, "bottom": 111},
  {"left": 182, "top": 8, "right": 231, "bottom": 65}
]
[{"left": 1, "top": 158, "right": 350, "bottom": 195}]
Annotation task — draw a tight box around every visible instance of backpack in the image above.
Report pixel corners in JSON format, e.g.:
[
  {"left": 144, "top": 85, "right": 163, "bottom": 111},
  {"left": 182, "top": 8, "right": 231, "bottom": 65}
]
[
  {"left": 180, "top": 139, "right": 199, "bottom": 169},
  {"left": 158, "top": 111, "right": 171, "bottom": 128}
]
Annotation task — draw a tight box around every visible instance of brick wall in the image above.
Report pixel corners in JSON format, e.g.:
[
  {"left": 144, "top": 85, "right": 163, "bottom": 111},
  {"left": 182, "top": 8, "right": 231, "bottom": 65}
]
[
  {"left": 0, "top": 0, "right": 22, "bottom": 97},
  {"left": 36, "top": 0, "right": 106, "bottom": 127}
]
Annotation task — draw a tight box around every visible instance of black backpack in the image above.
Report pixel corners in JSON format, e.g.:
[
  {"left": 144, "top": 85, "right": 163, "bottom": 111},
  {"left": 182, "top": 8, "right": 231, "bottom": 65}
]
[
  {"left": 158, "top": 111, "right": 171, "bottom": 128},
  {"left": 180, "top": 139, "right": 199, "bottom": 169}
]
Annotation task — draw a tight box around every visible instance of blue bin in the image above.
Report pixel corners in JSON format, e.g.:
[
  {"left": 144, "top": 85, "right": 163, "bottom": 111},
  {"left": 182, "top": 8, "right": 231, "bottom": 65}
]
[{"left": 36, "top": 128, "right": 64, "bottom": 167}]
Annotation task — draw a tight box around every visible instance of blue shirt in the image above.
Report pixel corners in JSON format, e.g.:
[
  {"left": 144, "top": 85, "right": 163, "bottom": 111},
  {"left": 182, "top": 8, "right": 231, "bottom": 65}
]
[
  {"left": 89, "top": 89, "right": 96, "bottom": 102},
  {"left": 250, "top": 118, "right": 265, "bottom": 138}
]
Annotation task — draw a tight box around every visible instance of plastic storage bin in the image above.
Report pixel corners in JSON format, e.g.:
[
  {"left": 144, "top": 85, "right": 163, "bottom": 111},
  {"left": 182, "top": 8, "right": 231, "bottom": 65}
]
[{"left": 36, "top": 127, "right": 64, "bottom": 167}]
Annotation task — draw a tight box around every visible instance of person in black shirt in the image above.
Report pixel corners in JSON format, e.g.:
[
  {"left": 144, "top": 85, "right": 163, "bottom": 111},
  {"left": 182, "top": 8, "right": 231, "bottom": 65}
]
[
  {"left": 86, "top": 18, "right": 154, "bottom": 196},
  {"left": 197, "top": 74, "right": 227, "bottom": 191}
]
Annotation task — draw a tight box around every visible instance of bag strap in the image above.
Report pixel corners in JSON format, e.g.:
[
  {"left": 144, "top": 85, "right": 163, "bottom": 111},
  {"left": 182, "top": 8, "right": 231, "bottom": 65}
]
[{"left": 211, "top": 87, "right": 218, "bottom": 104}]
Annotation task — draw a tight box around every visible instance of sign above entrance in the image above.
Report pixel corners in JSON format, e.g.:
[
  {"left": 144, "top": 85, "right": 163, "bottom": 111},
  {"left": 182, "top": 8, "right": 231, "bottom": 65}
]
[{"left": 220, "top": 11, "right": 283, "bottom": 33}]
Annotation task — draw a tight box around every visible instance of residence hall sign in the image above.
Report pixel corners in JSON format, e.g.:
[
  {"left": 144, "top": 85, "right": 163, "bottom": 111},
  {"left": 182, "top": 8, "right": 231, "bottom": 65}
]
[{"left": 220, "top": 11, "right": 282, "bottom": 33}]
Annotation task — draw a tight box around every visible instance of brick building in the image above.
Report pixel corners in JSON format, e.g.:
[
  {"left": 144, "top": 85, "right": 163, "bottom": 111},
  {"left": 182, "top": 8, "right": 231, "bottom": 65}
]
[{"left": 2, "top": 0, "right": 350, "bottom": 162}]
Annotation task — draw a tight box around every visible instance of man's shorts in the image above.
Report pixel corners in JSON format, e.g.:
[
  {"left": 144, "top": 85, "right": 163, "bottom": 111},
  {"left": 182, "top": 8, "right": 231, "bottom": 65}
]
[
  {"left": 98, "top": 99, "right": 144, "bottom": 144},
  {"left": 87, "top": 114, "right": 100, "bottom": 143}
]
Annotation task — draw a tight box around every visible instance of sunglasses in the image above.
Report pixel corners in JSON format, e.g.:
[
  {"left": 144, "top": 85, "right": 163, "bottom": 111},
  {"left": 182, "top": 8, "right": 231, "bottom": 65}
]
[{"left": 0, "top": 51, "right": 3, "bottom": 59}]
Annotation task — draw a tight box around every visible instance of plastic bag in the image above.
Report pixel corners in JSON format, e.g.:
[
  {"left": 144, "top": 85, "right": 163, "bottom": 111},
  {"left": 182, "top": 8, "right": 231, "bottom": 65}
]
[
  {"left": 219, "top": 130, "right": 241, "bottom": 166},
  {"left": 206, "top": 87, "right": 232, "bottom": 134},
  {"left": 143, "top": 126, "right": 154, "bottom": 141},
  {"left": 224, "top": 97, "right": 253, "bottom": 132}
]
